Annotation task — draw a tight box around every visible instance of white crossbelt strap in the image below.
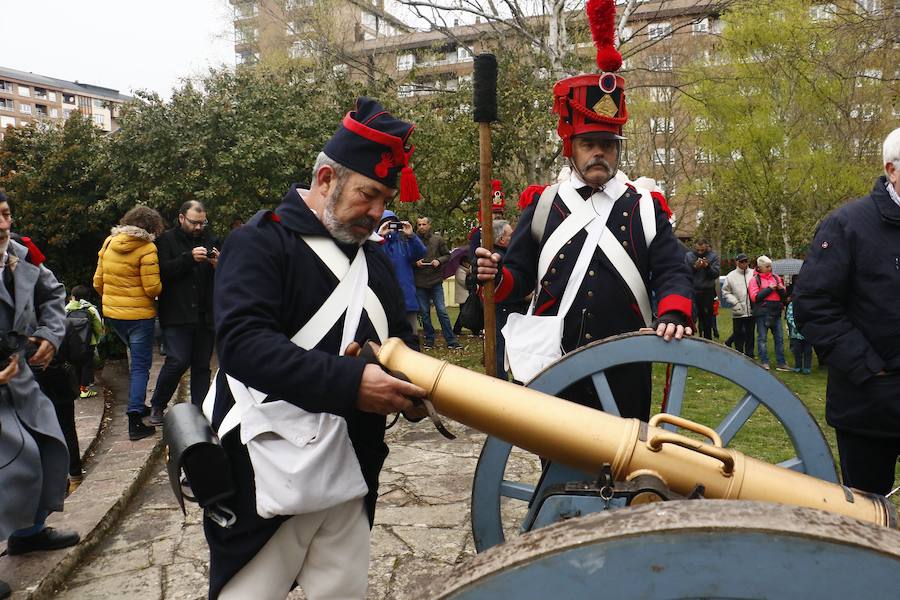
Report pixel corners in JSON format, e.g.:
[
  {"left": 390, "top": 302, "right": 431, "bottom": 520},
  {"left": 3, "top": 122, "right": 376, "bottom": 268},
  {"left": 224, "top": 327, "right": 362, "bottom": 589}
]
[
  {"left": 208, "top": 237, "right": 388, "bottom": 438},
  {"left": 537, "top": 178, "right": 653, "bottom": 327}
]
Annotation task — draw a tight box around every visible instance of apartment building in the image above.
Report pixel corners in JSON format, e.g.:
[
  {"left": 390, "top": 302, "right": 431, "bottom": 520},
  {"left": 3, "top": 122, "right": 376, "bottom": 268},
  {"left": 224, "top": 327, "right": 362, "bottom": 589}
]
[
  {"left": 231, "top": 0, "right": 412, "bottom": 65},
  {"left": 0, "top": 66, "right": 131, "bottom": 139}
]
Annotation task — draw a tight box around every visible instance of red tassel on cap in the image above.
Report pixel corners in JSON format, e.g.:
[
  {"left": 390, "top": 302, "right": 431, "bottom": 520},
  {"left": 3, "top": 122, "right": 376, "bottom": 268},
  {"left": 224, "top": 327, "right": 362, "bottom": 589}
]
[
  {"left": 399, "top": 166, "right": 420, "bottom": 202},
  {"left": 587, "top": 0, "right": 622, "bottom": 73}
]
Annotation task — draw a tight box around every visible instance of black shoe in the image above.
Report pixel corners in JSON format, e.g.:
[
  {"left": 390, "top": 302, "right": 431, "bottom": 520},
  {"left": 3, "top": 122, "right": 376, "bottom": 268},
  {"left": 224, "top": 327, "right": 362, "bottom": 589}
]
[
  {"left": 7, "top": 527, "right": 80, "bottom": 556},
  {"left": 128, "top": 412, "right": 155, "bottom": 441},
  {"left": 148, "top": 407, "right": 165, "bottom": 426}
]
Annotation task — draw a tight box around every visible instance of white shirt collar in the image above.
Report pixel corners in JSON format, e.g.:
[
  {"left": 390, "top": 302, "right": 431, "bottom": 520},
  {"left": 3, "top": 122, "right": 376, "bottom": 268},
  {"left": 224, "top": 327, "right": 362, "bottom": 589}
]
[
  {"left": 885, "top": 180, "right": 900, "bottom": 210},
  {"left": 569, "top": 170, "right": 626, "bottom": 202}
]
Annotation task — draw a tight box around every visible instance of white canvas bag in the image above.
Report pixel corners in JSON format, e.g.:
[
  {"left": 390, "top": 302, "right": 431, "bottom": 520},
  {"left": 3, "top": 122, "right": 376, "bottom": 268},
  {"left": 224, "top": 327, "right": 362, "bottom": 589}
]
[{"left": 205, "top": 237, "right": 387, "bottom": 519}]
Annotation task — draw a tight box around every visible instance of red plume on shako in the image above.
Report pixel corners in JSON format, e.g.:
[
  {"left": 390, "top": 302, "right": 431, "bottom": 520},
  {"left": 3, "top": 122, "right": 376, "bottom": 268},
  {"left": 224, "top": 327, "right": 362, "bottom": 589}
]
[{"left": 552, "top": 0, "right": 629, "bottom": 157}]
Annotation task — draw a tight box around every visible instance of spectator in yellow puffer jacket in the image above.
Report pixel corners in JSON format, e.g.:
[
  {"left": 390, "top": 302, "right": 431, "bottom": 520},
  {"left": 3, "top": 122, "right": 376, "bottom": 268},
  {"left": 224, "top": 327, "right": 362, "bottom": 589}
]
[{"left": 93, "top": 205, "right": 164, "bottom": 440}]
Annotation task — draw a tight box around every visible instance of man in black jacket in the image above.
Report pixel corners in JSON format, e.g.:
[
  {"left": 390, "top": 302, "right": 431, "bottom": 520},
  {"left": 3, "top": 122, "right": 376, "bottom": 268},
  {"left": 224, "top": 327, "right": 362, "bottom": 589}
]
[
  {"left": 795, "top": 127, "right": 900, "bottom": 496},
  {"left": 148, "top": 200, "right": 218, "bottom": 424},
  {"left": 684, "top": 239, "right": 720, "bottom": 340}
]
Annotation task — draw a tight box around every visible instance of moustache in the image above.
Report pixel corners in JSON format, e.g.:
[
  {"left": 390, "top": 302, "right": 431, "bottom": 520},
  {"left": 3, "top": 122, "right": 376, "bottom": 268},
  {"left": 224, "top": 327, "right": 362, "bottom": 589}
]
[{"left": 585, "top": 157, "right": 611, "bottom": 171}]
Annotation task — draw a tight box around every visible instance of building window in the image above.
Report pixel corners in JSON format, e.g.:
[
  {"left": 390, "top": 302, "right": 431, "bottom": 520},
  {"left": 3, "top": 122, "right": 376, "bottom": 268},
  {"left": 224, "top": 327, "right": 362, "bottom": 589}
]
[
  {"left": 34, "top": 87, "right": 48, "bottom": 99},
  {"left": 92, "top": 98, "right": 105, "bottom": 109},
  {"left": 48, "top": 91, "right": 57, "bottom": 102},
  {"left": 648, "top": 22, "right": 672, "bottom": 40},
  {"left": 650, "top": 86, "right": 673, "bottom": 103},
  {"left": 237, "top": 50, "right": 259, "bottom": 64},
  {"left": 289, "top": 42, "right": 309, "bottom": 59},
  {"left": 361, "top": 11, "right": 377, "bottom": 30},
  {"left": 92, "top": 114, "right": 105, "bottom": 126},
  {"left": 694, "top": 116, "right": 709, "bottom": 131},
  {"left": 19, "top": 103, "right": 32, "bottom": 114},
  {"left": 856, "top": 68, "right": 882, "bottom": 86},
  {"left": 457, "top": 46, "right": 473, "bottom": 62},
  {"left": 694, "top": 148, "right": 711, "bottom": 163},
  {"left": 649, "top": 54, "right": 674, "bottom": 71},
  {"left": 619, "top": 26, "right": 633, "bottom": 41},
  {"left": 35, "top": 104, "right": 48, "bottom": 117},
  {"left": 810, "top": 3, "right": 836, "bottom": 20},
  {"left": 651, "top": 117, "right": 674, "bottom": 134},
  {"left": 0, "top": 115, "right": 15, "bottom": 128},
  {"left": 18, "top": 86, "right": 30, "bottom": 97},
  {"left": 63, "top": 109, "right": 73, "bottom": 119},
  {"left": 0, "top": 81, "right": 13, "bottom": 93},
  {"left": 62, "top": 93, "right": 75, "bottom": 104},
  {"left": 711, "top": 18, "right": 725, "bottom": 34},
  {"left": 0, "top": 99, "right": 12, "bottom": 111},
  {"left": 653, "top": 147, "right": 676, "bottom": 165},
  {"left": 692, "top": 18, "right": 709, "bottom": 34},
  {"left": 50, "top": 108, "right": 59, "bottom": 118},
  {"left": 398, "top": 85, "right": 415, "bottom": 98},
  {"left": 397, "top": 53, "right": 415, "bottom": 71},
  {"left": 234, "top": 1, "right": 258, "bottom": 19},
  {"left": 857, "top": 0, "right": 880, "bottom": 13}
]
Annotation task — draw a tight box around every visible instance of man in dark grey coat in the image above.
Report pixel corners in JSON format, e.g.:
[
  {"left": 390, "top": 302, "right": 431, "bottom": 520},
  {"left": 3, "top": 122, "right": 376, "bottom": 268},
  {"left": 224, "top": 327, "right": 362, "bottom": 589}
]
[
  {"left": 413, "top": 216, "right": 461, "bottom": 350},
  {"left": 795, "top": 127, "right": 900, "bottom": 496},
  {"left": 0, "top": 191, "right": 79, "bottom": 590}
]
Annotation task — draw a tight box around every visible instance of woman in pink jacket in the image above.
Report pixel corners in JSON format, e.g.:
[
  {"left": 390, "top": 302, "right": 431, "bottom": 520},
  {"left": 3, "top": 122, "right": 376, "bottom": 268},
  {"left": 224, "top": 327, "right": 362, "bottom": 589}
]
[{"left": 748, "top": 255, "right": 789, "bottom": 371}]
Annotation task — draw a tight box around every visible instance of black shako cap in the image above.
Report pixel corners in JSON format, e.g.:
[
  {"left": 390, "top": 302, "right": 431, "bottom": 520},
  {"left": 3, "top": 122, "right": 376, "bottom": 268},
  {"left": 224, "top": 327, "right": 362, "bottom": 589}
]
[{"left": 323, "top": 97, "right": 416, "bottom": 190}]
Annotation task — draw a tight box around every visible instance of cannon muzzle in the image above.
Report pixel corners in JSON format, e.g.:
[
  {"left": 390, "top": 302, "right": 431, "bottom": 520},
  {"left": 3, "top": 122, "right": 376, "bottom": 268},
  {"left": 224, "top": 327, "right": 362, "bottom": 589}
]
[{"left": 374, "top": 338, "right": 897, "bottom": 529}]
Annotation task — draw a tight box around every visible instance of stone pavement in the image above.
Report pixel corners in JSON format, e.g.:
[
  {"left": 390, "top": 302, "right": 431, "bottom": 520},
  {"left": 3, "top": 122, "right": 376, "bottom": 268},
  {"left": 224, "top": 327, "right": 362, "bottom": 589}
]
[{"left": 46, "top": 410, "right": 544, "bottom": 599}]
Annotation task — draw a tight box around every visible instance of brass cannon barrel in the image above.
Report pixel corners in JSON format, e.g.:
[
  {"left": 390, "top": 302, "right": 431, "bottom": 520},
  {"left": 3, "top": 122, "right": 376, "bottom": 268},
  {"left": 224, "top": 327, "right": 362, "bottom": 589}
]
[{"left": 375, "top": 338, "right": 897, "bottom": 529}]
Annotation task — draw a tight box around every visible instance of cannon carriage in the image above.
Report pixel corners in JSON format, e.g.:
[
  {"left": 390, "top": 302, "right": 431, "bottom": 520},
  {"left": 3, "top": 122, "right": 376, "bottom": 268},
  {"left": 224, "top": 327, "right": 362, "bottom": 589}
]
[{"left": 371, "top": 333, "right": 900, "bottom": 598}]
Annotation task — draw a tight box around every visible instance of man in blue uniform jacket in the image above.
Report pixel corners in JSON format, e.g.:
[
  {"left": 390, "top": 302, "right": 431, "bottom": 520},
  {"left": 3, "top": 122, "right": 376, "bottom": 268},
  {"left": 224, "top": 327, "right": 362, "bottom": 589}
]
[
  {"left": 204, "top": 98, "right": 428, "bottom": 599},
  {"left": 476, "top": 1, "right": 693, "bottom": 419},
  {"left": 794, "top": 127, "right": 900, "bottom": 496}
]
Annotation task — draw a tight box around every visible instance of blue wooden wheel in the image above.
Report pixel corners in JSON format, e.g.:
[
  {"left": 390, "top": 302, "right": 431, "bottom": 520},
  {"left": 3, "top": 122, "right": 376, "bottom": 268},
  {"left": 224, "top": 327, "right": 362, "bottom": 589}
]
[
  {"left": 443, "top": 501, "right": 900, "bottom": 598},
  {"left": 471, "top": 332, "right": 837, "bottom": 552}
]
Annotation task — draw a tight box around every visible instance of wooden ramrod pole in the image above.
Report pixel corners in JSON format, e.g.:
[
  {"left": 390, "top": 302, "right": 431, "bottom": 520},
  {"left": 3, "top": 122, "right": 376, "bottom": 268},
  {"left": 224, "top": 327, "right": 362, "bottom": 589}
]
[{"left": 479, "top": 124, "right": 497, "bottom": 377}]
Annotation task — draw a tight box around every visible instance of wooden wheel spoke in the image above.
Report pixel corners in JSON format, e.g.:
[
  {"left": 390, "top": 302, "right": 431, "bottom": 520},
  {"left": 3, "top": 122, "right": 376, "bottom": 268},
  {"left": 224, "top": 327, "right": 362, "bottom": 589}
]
[
  {"left": 716, "top": 393, "right": 761, "bottom": 445},
  {"left": 660, "top": 364, "right": 689, "bottom": 431},
  {"left": 591, "top": 371, "right": 620, "bottom": 417},
  {"left": 500, "top": 480, "right": 535, "bottom": 501}
]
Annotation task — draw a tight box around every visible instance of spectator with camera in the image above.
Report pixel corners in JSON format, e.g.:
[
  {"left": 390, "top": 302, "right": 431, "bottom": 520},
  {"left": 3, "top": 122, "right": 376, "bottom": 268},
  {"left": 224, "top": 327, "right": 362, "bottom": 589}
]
[
  {"left": 748, "top": 255, "right": 789, "bottom": 371},
  {"left": 0, "top": 190, "right": 80, "bottom": 582},
  {"left": 378, "top": 210, "right": 426, "bottom": 334},
  {"left": 147, "top": 201, "right": 219, "bottom": 424},
  {"left": 684, "top": 239, "right": 720, "bottom": 340}
]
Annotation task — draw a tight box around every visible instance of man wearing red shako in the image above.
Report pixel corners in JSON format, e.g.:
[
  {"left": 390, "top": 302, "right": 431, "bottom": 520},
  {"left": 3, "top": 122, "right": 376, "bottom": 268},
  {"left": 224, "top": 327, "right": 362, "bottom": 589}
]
[
  {"left": 204, "top": 97, "right": 428, "bottom": 599},
  {"left": 476, "top": 0, "right": 693, "bottom": 419}
]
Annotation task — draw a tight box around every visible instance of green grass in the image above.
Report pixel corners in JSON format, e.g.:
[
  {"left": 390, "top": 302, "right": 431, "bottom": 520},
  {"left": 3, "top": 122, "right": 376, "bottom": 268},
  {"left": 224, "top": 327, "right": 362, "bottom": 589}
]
[{"left": 423, "top": 305, "right": 899, "bottom": 504}]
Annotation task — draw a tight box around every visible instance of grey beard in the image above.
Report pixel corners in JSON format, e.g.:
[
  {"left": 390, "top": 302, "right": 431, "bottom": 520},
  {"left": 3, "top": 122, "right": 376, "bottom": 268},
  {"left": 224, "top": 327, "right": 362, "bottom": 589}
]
[{"left": 322, "top": 180, "right": 373, "bottom": 245}]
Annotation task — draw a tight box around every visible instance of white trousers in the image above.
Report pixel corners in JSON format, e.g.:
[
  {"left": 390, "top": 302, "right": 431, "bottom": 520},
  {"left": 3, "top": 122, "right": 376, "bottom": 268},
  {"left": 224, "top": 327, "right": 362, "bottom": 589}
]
[{"left": 219, "top": 498, "right": 370, "bottom": 600}]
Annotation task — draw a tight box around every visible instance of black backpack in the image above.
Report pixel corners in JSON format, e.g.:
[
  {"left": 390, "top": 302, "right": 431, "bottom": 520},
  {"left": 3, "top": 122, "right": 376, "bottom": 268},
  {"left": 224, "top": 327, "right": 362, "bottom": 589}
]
[{"left": 61, "top": 308, "right": 92, "bottom": 364}]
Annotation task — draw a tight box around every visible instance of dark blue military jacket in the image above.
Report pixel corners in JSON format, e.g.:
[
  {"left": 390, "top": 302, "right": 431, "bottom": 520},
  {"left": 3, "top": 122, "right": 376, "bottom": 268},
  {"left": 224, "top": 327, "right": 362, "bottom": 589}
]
[
  {"left": 795, "top": 175, "right": 900, "bottom": 437},
  {"left": 495, "top": 178, "right": 693, "bottom": 353},
  {"left": 205, "top": 184, "right": 415, "bottom": 597}
]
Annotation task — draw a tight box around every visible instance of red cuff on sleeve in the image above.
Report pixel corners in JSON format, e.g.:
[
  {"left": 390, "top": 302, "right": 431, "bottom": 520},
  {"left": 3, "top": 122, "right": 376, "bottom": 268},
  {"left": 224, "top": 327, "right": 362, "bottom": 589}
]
[
  {"left": 658, "top": 294, "right": 692, "bottom": 320},
  {"left": 493, "top": 266, "right": 514, "bottom": 303}
]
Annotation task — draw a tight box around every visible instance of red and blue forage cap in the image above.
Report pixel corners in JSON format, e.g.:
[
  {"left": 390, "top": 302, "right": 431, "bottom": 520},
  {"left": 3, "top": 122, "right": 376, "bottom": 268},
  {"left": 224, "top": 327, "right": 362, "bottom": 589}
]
[
  {"left": 554, "top": 0, "right": 628, "bottom": 157},
  {"left": 323, "top": 97, "right": 420, "bottom": 202}
]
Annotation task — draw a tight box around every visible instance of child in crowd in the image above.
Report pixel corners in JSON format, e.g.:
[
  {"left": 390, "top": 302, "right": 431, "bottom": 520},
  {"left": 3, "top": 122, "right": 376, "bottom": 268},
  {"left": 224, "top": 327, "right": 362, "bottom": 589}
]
[
  {"left": 65, "top": 284, "right": 104, "bottom": 398},
  {"left": 785, "top": 280, "right": 812, "bottom": 374}
]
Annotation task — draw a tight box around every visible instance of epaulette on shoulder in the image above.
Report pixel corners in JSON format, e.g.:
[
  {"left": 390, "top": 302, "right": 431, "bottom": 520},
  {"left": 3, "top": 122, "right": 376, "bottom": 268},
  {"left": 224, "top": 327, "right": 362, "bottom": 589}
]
[{"left": 246, "top": 209, "right": 279, "bottom": 228}]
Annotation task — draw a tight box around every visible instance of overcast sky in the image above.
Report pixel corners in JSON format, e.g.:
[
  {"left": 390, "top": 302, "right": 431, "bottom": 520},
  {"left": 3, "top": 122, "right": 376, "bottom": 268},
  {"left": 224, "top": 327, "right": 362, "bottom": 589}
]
[{"left": 0, "top": 0, "right": 236, "bottom": 99}]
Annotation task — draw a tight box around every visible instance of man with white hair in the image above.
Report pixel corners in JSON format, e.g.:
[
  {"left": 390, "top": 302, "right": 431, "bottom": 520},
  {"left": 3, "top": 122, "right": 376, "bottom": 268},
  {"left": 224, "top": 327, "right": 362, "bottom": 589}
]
[
  {"left": 794, "top": 127, "right": 900, "bottom": 496},
  {"left": 203, "top": 97, "right": 428, "bottom": 599}
]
